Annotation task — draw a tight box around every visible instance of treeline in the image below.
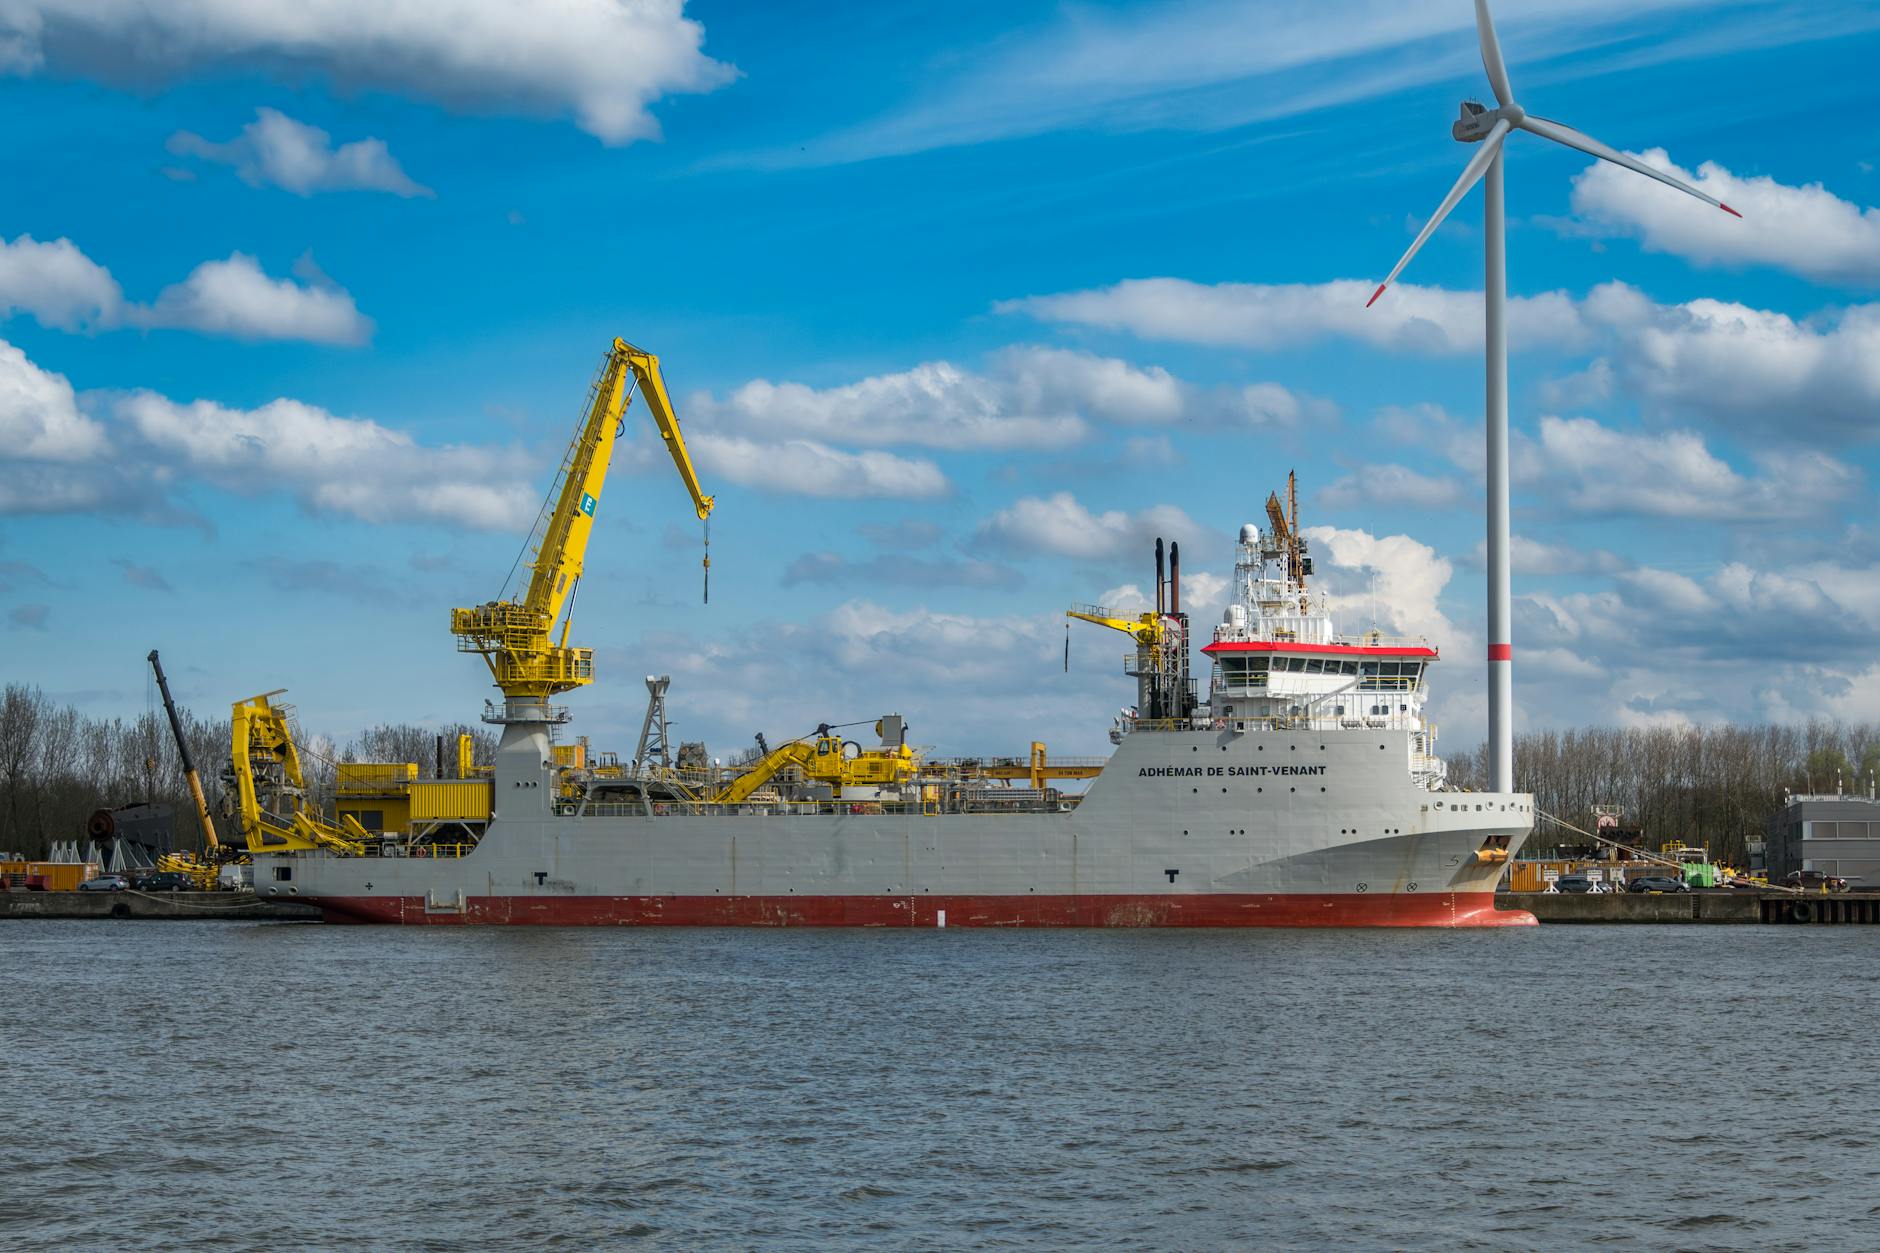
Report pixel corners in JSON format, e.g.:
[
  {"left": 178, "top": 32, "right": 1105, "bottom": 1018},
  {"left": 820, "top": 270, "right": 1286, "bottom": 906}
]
[
  {"left": 0, "top": 684, "right": 495, "bottom": 860},
  {"left": 1452, "top": 722, "right": 1880, "bottom": 863}
]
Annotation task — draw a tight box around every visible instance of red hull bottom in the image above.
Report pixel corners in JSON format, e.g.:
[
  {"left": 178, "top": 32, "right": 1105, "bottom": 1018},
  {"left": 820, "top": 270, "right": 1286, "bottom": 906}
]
[{"left": 314, "top": 892, "right": 1537, "bottom": 928}]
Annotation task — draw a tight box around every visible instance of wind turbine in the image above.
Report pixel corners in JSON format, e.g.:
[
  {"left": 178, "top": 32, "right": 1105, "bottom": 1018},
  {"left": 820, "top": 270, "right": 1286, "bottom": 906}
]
[{"left": 1368, "top": 0, "right": 1739, "bottom": 795}]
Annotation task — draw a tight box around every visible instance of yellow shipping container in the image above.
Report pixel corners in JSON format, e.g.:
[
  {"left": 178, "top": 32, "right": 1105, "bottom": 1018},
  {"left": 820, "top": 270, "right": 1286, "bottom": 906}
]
[
  {"left": 338, "top": 761, "right": 419, "bottom": 789},
  {"left": 409, "top": 780, "right": 493, "bottom": 823},
  {"left": 1, "top": 861, "right": 94, "bottom": 891}
]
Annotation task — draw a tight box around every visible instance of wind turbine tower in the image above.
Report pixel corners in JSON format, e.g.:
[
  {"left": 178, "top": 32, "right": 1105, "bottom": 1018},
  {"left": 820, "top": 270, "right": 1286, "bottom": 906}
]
[{"left": 1368, "top": 0, "right": 1740, "bottom": 793}]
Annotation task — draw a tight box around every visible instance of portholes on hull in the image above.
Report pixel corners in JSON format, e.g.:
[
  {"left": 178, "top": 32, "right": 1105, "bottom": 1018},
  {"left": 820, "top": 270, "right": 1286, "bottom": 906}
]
[{"left": 1320, "top": 787, "right": 1327, "bottom": 793}]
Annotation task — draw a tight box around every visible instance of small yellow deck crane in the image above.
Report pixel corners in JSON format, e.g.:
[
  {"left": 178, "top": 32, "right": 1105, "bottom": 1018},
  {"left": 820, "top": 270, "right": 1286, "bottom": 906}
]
[
  {"left": 450, "top": 339, "right": 714, "bottom": 714},
  {"left": 1067, "top": 536, "right": 1194, "bottom": 724}
]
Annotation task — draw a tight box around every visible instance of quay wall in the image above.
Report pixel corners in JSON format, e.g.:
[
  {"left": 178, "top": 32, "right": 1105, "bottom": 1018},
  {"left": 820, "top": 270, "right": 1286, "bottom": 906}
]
[{"left": 0, "top": 891, "right": 319, "bottom": 921}]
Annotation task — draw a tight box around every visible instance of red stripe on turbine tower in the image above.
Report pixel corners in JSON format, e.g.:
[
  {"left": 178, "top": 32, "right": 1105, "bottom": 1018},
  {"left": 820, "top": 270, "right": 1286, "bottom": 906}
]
[{"left": 1488, "top": 644, "right": 1512, "bottom": 661}]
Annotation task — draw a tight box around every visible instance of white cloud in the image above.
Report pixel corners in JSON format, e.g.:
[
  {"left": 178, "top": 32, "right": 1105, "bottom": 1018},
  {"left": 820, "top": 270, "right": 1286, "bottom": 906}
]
[
  {"left": 693, "top": 359, "right": 1083, "bottom": 452},
  {"left": 976, "top": 492, "right": 1200, "bottom": 560},
  {"left": 999, "top": 278, "right": 1590, "bottom": 355},
  {"left": 781, "top": 551, "right": 1021, "bottom": 590},
  {"left": 112, "top": 391, "right": 535, "bottom": 530},
  {"left": 1320, "top": 464, "right": 1464, "bottom": 511},
  {"left": 134, "top": 253, "right": 372, "bottom": 345},
  {"left": 1304, "top": 525, "right": 1466, "bottom": 654},
  {"left": 1508, "top": 550, "right": 1880, "bottom": 731},
  {"left": 0, "top": 235, "right": 371, "bottom": 345},
  {"left": 0, "top": 0, "right": 736, "bottom": 145},
  {"left": 633, "top": 597, "right": 1120, "bottom": 756},
  {"left": 1377, "top": 403, "right": 1857, "bottom": 520},
  {"left": 1095, "top": 568, "right": 1228, "bottom": 617},
  {"left": 0, "top": 234, "right": 122, "bottom": 329},
  {"left": 689, "top": 346, "right": 1321, "bottom": 453},
  {"left": 763, "top": 0, "right": 1823, "bottom": 167},
  {"left": 687, "top": 434, "right": 947, "bottom": 500},
  {"left": 1371, "top": 404, "right": 1482, "bottom": 472},
  {"left": 1468, "top": 536, "right": 1629, "bottom": 577},
  {"left": 1535, "top": 415, "right": 1858, "bottom": 520},
  {"left": 997, "top": 346, "right": 1185, "bottom": 426},
  {"left": 0, "top": 338, "right": 104, "bottom": 460},
  {"left": 169, "top": 108, "right": 432, "bottom": 197},
  {"left": 1004, "top": 276, "right": 1880, "bottom": 446},
  {"left": 1571, "top": 149, "right": 1880, "bottom": 285},
  {"left": 1583, "top": 283, "right": 1880, "bottom": 440}
]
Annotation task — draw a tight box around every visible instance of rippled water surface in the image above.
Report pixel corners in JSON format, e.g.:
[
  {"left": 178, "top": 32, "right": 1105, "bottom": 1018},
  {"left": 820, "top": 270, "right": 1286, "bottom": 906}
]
[{"left": 3, "top": 921, "right": 1876, "bottom": 1249}]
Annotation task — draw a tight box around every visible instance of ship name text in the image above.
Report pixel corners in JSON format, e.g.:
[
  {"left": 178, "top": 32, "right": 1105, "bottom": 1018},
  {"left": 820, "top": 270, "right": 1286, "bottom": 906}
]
[{"left": 1137, "top": 765, "right": 1329, "bottom": 778}]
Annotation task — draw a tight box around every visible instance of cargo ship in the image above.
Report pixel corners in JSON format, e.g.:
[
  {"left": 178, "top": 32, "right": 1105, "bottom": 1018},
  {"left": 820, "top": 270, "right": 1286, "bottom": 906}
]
[{"left": 234, "top": 341, "right": 1534, "bottom": 926}]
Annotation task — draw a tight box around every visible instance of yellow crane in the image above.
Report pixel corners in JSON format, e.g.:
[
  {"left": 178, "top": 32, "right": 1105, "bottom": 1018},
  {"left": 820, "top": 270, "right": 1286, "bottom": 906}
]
[
  {"left": 451, "top": 338, "right": 715, "bottom": 711},
  {"left": 226, "top": 691, "right": 371, "bottom": 856},
  {"left": 1065, "top": 603, "right": 1167, "bottom": 650},
  {"left": 146, "top": 649, "right": 229, "bottom": 889}
]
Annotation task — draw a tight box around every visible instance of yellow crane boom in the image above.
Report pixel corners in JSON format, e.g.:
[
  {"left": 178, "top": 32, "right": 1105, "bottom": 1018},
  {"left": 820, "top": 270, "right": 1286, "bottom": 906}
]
[
  {"left": 450, "top": 338, "right": 715, "bottom": 707},
  {"left": 1065, "top": 604, "right": 1166, "bottom": 647}
]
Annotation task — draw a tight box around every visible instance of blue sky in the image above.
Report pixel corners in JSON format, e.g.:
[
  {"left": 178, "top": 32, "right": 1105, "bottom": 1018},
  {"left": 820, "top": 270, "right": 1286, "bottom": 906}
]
[{"left": 3, "top": 0, "right": 1879, "bottom": 761}]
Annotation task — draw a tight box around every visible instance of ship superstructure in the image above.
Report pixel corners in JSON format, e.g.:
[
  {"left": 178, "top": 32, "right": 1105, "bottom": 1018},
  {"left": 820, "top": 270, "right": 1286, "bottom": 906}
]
[
  {"left": 235, "top": 343, "right": 1534, "bottom": 928},
  {"left": 1203, "top": 474, "right": 1446, "bottom": 790}
]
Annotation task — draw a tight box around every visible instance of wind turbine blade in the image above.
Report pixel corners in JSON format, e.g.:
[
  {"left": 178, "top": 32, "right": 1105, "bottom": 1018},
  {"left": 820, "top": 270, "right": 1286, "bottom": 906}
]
[
  {"left": 1518, "top": 115, "right": 1741, "bottom": 217},
  {"left": 1475, "top": 0, "right": 1514, "bottom": 108},
  {"left": 1368, "top": 120, "right": 1508, "bottom": 307}
]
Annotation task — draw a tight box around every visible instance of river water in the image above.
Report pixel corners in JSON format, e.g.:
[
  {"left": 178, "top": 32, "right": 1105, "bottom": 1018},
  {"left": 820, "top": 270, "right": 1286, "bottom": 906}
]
[{"left": 2, "top": 921, "right": 1874, "bottom": 1249}]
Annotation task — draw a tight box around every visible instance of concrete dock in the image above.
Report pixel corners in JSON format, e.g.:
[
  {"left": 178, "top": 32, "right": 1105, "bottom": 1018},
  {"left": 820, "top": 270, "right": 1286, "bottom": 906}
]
[
  {"left": 1499, "top": 891, "right": 1880, "bottom": 924},
  {"left": 0, "top": 891, "right": 320, "bottom": 921}
]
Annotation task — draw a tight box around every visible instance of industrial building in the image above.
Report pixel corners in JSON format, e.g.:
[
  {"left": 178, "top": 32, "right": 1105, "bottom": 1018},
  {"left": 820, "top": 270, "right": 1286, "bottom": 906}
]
[{"left": 1765, "top": 793, "right": 1880, "bottom": 887}]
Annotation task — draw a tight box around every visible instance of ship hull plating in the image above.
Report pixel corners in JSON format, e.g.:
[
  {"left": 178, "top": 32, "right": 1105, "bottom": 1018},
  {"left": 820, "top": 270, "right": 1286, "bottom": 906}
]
[
  {"left": 257, "top": 726, "right": 1537, "bottom": 928},
  {"left": 311, "top": 891, "right": 1529, "bottom": 927}
]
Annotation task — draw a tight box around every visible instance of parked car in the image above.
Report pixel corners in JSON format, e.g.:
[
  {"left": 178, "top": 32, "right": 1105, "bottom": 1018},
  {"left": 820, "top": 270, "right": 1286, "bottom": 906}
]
[
  {"left": 77, "top": 874, "right": 129, "bottom": 892},
  {"left": 131, "top": 871, "right": 193, "bottom": 892},
  {"left": 1627, "top": 875, "right": 1689, "bottom": 894},
  {"left": 1784, "top": 870, "right": 1850, "bottom": 892},
  {"left": 1554, "top": 873, "right": 1594, "bottom": 893}
]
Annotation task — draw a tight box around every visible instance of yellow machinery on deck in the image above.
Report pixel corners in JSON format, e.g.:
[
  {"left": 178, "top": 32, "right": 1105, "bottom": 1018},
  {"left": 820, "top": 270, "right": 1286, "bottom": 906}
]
[
  {"left": 953, "top": 742, "right": 1105, "bottom": 789},
  {"left": 450, "top": 338, "right": 715, "bottom": 712},
  {"left": 712, "top": 723, "right": 920, "bottom": 806},
  {"left": 227, "top": 691, "right": 370, "bottom": 856}
]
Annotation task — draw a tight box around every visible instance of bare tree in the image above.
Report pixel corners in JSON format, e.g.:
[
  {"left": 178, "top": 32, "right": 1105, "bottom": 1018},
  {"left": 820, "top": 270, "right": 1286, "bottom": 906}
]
[{"left": 0, "top": 684, "right": 48, "bottom": 854}]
